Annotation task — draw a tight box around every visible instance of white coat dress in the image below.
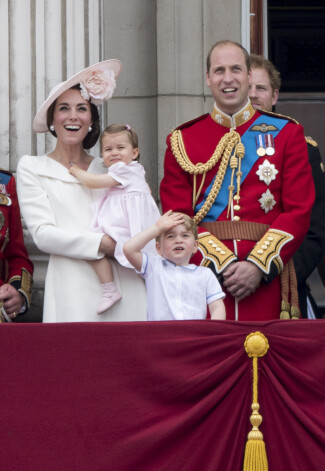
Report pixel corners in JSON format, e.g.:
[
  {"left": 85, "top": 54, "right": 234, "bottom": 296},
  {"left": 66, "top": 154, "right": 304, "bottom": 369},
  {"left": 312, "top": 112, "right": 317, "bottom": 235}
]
[{"left": 17, "top": 155, "right": 147, "bottom": 322}]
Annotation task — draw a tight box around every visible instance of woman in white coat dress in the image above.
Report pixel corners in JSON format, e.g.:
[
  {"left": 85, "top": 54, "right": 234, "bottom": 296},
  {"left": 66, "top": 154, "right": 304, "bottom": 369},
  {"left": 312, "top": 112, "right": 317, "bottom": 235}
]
[{"left": 17, "top": 60, "right": 147, "bottom": 322}]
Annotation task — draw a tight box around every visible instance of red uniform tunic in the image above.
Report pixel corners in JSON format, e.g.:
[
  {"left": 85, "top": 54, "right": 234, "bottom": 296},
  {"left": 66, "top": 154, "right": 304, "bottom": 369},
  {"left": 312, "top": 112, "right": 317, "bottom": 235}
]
[
  {"left": 160, "top": 102, "right": 314, "bottom": 321},
  {"left": 0, "top": 171, "right": 33, "bottom": 317}
]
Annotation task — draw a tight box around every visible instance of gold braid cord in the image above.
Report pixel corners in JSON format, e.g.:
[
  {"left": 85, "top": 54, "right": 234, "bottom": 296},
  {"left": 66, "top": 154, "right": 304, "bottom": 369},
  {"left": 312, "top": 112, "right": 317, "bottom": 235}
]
[
  {"left": 170, "top": 129, "right": 242, "bottom": 225},
  {"left": 280, "top": 259, "right": 300, "bottom": 320},
  {"left": 243, "top": 332, "right": 269, "bottom": 471}
]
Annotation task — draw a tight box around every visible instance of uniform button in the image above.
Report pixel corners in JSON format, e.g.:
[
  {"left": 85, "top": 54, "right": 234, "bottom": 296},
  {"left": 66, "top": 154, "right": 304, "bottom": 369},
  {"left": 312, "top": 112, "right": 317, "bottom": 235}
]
[
  {"left": 257, "top": 249, "right": 263, "bottom": 254},
  {"left": 220, "top": 250, "right": 226, "bottom": 255},
  {"left": 233, "top": 215, "right": 240, "bottom": 221}
]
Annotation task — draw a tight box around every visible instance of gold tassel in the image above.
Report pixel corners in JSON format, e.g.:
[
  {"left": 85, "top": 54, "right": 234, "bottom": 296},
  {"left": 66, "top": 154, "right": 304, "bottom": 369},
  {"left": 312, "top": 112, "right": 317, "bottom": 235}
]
[
  {"left": 243, "top": 332, "right": 269, "bottom": 471},
  {"left": 227, "top": 154, "right": 238, "bottom": 218},
  {"left": 227, "top": 142, "right": 245, "bottom": 219},
  {"left": 235, "top": 142, "right": 245, "bottom": 204}
]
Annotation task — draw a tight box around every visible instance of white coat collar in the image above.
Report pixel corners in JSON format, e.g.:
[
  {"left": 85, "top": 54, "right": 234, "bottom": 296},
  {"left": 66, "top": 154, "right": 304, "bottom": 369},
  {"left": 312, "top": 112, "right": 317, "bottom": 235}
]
[{"left": 31, "top": 155, "right": 104, "bottom": 182}]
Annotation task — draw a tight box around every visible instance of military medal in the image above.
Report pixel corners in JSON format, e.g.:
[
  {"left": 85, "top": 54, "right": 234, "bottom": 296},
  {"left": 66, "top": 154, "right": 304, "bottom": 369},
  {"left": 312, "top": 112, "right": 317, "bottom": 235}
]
[
  {"left": 258, "top": 189, "right": 276, "bottom": 214},
  {"left": 265, "top": 134, "right": 275, "bottom": 156},
  {"left": 256, "top": 135, "right": 266, "bottom": 156},
  {"left": 0, "top": 194, "right": 11, "bottom": 206},
  {"left": 256, "top": 159, "right": 278, "bottom": 186}
]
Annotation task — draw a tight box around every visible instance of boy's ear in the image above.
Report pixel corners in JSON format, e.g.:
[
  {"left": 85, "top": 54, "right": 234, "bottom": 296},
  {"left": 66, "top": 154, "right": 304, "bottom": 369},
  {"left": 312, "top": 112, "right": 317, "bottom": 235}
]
[
  {"left": 192, "top": 240, "right": 199, "bottom": 255},
  {"left": 156, "top": 241, "right": 162, "bottom": 256}
]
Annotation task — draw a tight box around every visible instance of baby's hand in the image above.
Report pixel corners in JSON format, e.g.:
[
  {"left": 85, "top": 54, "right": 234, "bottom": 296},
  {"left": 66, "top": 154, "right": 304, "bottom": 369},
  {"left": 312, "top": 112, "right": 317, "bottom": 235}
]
[
  {"left": 155, "top": 210, "right": 185, "bottom": 234},
  {"left": 69, "top": 162, "right": 80, "bottom": 176}
]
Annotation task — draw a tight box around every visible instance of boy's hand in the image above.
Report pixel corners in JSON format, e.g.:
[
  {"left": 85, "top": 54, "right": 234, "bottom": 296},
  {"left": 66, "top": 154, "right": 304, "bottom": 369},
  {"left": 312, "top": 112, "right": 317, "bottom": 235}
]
[{"left": 155, "top": 210, "right": 185, "bottom": 235}]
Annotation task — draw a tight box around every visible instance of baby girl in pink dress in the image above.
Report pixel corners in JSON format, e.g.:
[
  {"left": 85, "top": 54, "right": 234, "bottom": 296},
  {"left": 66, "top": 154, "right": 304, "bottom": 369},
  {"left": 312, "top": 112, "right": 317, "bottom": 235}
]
[{"left": 70, "top": 124, "right": 160, "bottom": 313}]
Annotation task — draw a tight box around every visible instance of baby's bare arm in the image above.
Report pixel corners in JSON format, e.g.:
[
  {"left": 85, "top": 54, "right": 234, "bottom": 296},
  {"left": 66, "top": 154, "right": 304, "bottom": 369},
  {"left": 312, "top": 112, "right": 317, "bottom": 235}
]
[{"left": 69, "top": 163, "right": 119, "bottom": 189}]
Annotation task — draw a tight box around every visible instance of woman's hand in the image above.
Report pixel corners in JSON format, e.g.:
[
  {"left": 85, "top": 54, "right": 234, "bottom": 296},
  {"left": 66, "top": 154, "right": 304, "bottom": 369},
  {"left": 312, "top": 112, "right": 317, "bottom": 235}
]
[{"left": 99, "top": 234, "right": 116, "bottom": 257}]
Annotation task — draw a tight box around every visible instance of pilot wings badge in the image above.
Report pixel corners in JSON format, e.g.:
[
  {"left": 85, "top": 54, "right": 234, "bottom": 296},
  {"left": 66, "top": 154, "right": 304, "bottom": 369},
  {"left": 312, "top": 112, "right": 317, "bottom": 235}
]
[{"left": 249, "top": 123, "right": 278, "bottom": 133}]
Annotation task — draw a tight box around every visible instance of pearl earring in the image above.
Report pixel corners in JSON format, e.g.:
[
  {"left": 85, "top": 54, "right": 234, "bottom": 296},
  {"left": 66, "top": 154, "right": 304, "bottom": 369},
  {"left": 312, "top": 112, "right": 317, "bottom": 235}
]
[
  {"left": 88, "top": 126, "right": 92, "bottom": 133},
  {"left": 50, "top": 125, "right": 55, "bottom": 131}
]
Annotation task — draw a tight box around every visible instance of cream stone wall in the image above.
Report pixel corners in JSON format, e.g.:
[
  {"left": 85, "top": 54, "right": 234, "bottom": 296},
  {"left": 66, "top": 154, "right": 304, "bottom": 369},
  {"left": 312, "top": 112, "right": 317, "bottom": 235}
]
[{"left": 101, "top": 0, "right": 242, "bottom": 195}]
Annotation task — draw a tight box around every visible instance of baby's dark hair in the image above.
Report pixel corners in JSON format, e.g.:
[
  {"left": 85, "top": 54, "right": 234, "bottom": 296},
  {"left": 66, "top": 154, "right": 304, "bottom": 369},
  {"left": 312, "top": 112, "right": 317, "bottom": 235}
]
[
  {"left": 156, "top": 212, "right": 198, "bottom": 243},
  {"left": 100, "top": 123, "right": 140, "bottom": 160}
]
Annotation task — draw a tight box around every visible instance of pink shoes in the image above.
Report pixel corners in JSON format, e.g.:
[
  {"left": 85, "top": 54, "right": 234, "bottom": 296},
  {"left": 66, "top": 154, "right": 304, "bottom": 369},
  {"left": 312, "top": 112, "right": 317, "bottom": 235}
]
[{"left": 97, "top": 282, "right": 122, "bottom": 314}]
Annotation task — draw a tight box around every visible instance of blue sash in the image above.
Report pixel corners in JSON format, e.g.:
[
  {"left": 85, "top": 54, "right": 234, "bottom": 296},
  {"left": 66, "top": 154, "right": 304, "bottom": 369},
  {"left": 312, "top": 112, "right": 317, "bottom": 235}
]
[
  {"left": 0, "top": 172, "right": 11, "bottom": 185},
  {"left": 195, "top": 114, "right": 288, "bottom": 222}
]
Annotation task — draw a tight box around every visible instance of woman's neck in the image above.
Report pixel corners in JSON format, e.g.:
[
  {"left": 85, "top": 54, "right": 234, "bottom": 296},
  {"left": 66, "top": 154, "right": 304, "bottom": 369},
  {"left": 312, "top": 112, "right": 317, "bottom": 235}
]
[{"left": 48, "top": 142, "right": 93, "bottom": 170}]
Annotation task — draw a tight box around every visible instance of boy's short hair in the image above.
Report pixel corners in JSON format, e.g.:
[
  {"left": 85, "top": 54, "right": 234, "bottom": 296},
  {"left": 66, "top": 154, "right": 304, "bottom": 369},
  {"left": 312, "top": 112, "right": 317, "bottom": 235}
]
[{"left": 156, "top": 212, "right": 198, "bottom": 242}]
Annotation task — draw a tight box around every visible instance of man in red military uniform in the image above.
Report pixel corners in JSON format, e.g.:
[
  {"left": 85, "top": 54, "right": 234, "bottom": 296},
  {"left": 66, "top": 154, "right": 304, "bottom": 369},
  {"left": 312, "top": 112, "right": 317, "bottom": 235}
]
[
  {"left": 160, "top": 40, "right": 315, "bottom": 321},
  {"left": 0, "top": 170, "right": 33, "bottom": 322}
]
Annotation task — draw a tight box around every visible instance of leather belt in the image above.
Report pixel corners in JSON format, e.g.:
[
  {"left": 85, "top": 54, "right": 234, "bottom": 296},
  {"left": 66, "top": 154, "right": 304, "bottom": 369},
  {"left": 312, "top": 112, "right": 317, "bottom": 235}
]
[{"left": 200, "top": 221, "right": 270, "bottom": 241}]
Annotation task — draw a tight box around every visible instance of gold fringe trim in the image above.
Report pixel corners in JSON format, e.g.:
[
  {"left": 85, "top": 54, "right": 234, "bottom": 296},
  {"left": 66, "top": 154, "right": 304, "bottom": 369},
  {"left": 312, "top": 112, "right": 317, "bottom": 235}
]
[{"left": 243, "top": 332, "right": 269, "bottom": 471}]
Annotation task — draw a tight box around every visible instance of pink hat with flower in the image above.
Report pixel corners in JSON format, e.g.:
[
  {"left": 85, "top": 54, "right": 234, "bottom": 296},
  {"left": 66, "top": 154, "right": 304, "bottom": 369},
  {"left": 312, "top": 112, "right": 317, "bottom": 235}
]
[{"left": 33, "top": 59, "right": 121, "bottom": 133}]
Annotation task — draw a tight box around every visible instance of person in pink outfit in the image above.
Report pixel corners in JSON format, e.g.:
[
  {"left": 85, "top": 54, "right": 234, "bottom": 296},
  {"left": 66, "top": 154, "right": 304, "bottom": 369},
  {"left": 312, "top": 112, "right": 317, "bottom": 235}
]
[{"left": 70, "top": 123, "right": 160, "bottom": 314}]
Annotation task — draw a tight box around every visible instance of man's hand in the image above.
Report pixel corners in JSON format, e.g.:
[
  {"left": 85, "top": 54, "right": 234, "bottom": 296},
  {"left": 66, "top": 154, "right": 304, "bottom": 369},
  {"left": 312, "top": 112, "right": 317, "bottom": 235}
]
[
  {"left": 0, "top": 284, "right": 24, "bottom": 319},
  {"left": 222, "top": 261, "right": 263, "bottom": 301}
]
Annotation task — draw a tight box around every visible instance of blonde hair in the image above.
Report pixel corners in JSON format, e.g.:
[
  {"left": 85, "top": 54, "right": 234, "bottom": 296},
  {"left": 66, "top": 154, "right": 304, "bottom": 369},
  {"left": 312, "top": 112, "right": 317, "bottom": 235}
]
[
  {"left": 100, "top": 123, "right": 140, "bottom": 160},
  {"left": 156, "top": 212, "right": 198, "bottom": 242}
]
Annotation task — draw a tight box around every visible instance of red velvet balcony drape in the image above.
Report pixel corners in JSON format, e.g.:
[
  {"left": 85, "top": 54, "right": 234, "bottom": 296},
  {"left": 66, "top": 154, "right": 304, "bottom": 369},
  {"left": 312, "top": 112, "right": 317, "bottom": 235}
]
[{"left": 0, "top": 320, "right": 324, "bottom": 470}]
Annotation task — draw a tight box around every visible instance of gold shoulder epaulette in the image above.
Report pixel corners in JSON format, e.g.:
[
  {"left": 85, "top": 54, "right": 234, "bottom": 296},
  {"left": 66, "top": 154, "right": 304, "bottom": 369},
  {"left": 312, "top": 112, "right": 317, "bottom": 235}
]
[
  {"left": 259, "top": 109, "right": 299, "bottom": 125},
  {"left": 305, "top": 136, "right": 318, "bottom": 147}
]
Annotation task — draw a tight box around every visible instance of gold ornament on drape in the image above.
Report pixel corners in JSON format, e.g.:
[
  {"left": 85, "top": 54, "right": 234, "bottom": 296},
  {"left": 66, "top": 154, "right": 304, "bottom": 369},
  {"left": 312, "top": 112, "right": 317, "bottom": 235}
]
[{"left": 243, "top": 332, "right": 269, "bottom": 471}]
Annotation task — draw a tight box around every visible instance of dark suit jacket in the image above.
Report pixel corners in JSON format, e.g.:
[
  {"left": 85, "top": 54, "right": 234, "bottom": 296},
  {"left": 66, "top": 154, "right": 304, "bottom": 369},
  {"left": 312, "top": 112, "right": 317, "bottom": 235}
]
[{"left": 293, "top": 140, "right": 325, "bottom": 318}]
